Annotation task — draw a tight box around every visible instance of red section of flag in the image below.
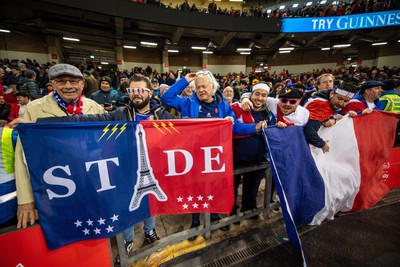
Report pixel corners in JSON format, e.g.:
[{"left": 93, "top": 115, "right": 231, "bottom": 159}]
[
  {"left": 384, "top": 147, "right": 400, "bottom": 189},
  {"left": 351, "top": 112, "right": 398, "bottom": 210},
  {"left": 141, "top": 119, "right": 234, "bottom": 216},
  {"left": 306, "top": 99, "right": 334, "bottom": 121},
  {"left": 0, "top": 226, "right": 111, "bottom": 267}
]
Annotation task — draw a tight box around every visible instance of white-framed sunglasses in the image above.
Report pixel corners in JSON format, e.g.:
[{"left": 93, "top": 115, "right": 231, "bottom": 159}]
[{"left": 126, "top": 87, "right": 151, "bottom": 94}]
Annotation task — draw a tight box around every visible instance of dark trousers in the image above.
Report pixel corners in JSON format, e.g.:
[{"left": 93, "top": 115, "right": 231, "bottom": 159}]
[{"left": 233, "top": 157, "right": 266, "bottom": 212}]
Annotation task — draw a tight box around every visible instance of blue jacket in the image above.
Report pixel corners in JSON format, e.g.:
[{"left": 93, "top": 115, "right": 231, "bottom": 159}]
[
  {"left": 353, "top": 91, "right": 383, "bottom": 112},
  {"left": 161, "top": 78, "right": 257, "bottom": 135}
]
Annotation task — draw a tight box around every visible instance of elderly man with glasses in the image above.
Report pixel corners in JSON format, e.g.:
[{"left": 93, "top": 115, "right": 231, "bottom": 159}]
[
  {"left": 12, "top": 64, "right": 105, "bottom": 230},
  {"left": 161, "top": 70, "right": 264, "bottom": 234}
]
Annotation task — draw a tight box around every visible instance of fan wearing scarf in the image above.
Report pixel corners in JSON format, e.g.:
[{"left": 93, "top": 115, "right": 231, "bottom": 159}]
[{"left": 14, "top": 63, "right": 104, "bottom": 229}]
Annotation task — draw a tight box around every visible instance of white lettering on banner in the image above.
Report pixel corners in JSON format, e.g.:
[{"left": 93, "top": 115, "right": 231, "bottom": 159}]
[
  {"left": 164, "top": 149, "right": 193, "bottom": 176},
  {"left": 312, "top": 18, "right": 334, "bottom": 30},
  {"left": 201, "top": 146, "right": 225, "bottom": 173},
  {"left": 85, "top": 158, "right": 119, "bottom": 192},
  {"left": 164, "top": 146, "right": 226, "bottom": 176},
  {"left": 43, "top": 165, "right": 76, "bottom": 200}
]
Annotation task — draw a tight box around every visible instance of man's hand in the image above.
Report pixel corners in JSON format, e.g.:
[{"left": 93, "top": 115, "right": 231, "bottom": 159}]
[
  {"left": 17, "top": 202, "right": 38, "bottom": 229},
  {"left": 8, "top": 118, "right": 33, "bottom": 128},
  {"left": 241, "top": 98, "right": 254, "bottom": 111},
  {"left": 362, "top": 108, "right": 373, "bottom": 115},
  {"left": 347, "top": 111, "right": 357, "bottom": 117},
  {"left": 255, "top": 121, "right": 267, "bottom": 132},
  {"left": 184, "top": 73, "right": 197, "bottom": 83},
  {"left": 322, "top": 119, "right": 336, "bottom": 128},
  {"left": 334, "top": 114, "right": 343, "bottom": 121},
  {"left": 322, "top": 140, "right": 330, "bottom": 153},
  {"left": 276, "top": 121, "right": 287, "bottom": 128},
  {"left": 224, "top": 116, "right": 234, "bottom": 122}
]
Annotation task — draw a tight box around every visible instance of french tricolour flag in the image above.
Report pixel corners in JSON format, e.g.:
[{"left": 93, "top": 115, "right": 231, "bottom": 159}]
[{"left": 264, "top": 111, "right": 399, "bottom": 265}]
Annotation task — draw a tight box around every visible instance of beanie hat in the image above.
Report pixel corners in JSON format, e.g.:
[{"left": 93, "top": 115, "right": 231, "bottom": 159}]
[
  {"left": 100, "top": 76, "right": 112, "bottom": 86},
  {"left": 252, "top": 82, "right": 270, "bottom": 94}
]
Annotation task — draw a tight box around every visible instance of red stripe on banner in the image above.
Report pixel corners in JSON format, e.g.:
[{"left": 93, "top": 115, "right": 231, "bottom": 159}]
[
  {"left": 352, "top": 111, "right": 398, "bottom": 210},
  {"left": 384, "top": 147, "right": 400, "bottom": 189},
  {"left": 0, "top": 226, "right": 111, "bottom": 267},
  {"left": 140, "top": 119, "right": 234, "bottom": 216}
]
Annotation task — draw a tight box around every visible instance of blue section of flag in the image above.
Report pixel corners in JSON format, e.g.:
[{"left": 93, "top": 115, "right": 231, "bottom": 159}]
[
  {"left": 0, "top": 180, "right": 17, "bottom": 225},
  {"left": 264, "top": 126, "right": 325, "bottom": 266},
  {"left": 18, "top": 122, "right": 151, "bottom": 249}
]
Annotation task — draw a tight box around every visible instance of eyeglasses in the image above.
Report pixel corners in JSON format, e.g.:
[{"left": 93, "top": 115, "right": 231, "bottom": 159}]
[
  {"left": 280, "top": 98, "right": 298, "bottom": 105},
  {"left": 53, "top": 79, "right": 82, "bottom": 86},
  {"left": 126, "top": 88, "right": 150, "bottom": 94}
]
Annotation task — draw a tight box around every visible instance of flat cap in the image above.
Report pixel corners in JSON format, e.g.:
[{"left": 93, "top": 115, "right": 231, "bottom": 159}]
[
  {"left": 48, "top": 64, "right": 83, "bottom": 79},
  {"left": 279, "top": 88, "right": 303, "bottom": 99},
  {"left": 360, "top": 80, "right": 384, "bottom": 92}
]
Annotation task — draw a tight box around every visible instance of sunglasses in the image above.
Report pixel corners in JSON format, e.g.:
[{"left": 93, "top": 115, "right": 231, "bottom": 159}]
[
  {"left": 126, "top": 88, "right": 150, "bottom": 94},
  {"left": 280, "top": 98, "right": 298, "bottom": 105}
]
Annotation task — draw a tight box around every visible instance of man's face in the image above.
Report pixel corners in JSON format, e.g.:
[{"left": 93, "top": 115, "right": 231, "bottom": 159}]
[
  {"left": 195, "top": 76, "right": 214, "bottom": 103},
  {"left": 279, "top": 98, "right": 300, "bottom": 115},
  {"left": 223, "top": 87, "right": 234, "bottom": 102},
  {"left": 329, "top": 92, "right": 351, "bottom": 110},
  {"left": 120, "top": 77, "right": 128, "bottom": 84},
  {"left": 183, "top": 84, "right": 194, "bottom": 97},
  {"left": 51, "top": 75, "right": 84, "bottom": 103},
  {"left": 365, "top": 86, "right": 383, "bottom": 101},
  {"left": 0, "top": 96, "right": 5, "bottom": 104},
  {"left": 250, "top": 89, "right": 268, "bottom": 110},
  {"left": 12, "top": 69, "right": 19, "bottom": 77},
  {"left": 0, "top": 69, "right": 4, "bottom": 78},
  {"left": 17, "top": 96, "right": 29, "bottom": 105},
  {"left": 318, "top": 76, "right": 334, "bottom": 91},
  {"left": 100, "top": 81, "right": 111, "bottom": 91},
  {"left": 128, "top": 80, "right": 152, "bottom": 110},
  {"left": 151, "top": 81, "right": 159, "bottom": 89}
]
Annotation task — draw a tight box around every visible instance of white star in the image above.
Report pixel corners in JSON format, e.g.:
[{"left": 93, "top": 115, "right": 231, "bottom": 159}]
[
  {"left": 182, "top": 203, "right": 189, "bottom": 209},
  {"left": 197, "top": 195, "right": 203, "bottom": 201},
  {"left": 94, "top": 228, "right": 101, "bottom": 234},
  {"left": 203, "top": 202, "right": 209, "bottom": 208},
  {"left": 86, "top": 219, "right": 93, "bottom": 226},
  {"left": 74, "top": 220, "right": 82, "bottom": 227},
  {"left": 192, "top": 203, "right": 199, "bottom": 209},
  {"left": 98, "top": 218, "right": 105, "bottom": 225},
  {"left": 187, "top": 196, "right": 193, "bottom": 202},
  {"left": 83, "top": 228, "right": 90, "bottom": 235},
  {"left": 207, "top": 194, "right": 214, "bottom": 201},
  {"left": 110, "top": 214, "right": 119, "bottom": 222},
  {"left": 106, "top": 225, "right": 114, "bottom": 233},
  {"left": 177, "top": 196, "right": 183, "bottom": 202}
]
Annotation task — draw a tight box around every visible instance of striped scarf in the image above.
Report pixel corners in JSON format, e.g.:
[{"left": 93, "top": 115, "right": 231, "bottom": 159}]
[{"left": 53, "top": 91, "right": 83, "bottom": 115}]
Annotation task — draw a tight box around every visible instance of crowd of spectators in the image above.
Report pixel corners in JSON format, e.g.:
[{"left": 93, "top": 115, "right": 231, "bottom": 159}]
[{"left": 129, "top": 0, "right": 400, "bottom": 18}]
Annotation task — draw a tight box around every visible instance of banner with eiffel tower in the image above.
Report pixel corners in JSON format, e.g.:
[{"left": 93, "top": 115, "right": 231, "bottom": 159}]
[{"left": 18, "top": 119, "right": 234, "bottom": 250}]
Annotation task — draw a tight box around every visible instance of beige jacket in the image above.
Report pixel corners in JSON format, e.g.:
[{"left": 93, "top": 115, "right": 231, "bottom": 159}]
[{"left": 15, "top": 93, "right": 105, "bottom": 204}]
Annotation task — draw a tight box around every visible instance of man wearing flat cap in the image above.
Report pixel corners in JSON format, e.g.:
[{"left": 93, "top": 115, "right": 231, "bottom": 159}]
[
  {"left": 304, "top": 82, "right": 358, "bottom": 153},
  {"left": 13, "top": 63, "right": 104, "bottom": 229},
  {"left": 341, "top": 80, "right": 384, "bottom": 115}
]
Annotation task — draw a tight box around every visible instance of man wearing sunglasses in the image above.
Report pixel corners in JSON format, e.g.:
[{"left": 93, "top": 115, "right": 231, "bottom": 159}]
[
  {"left": 35, "top": 73, "right": 177, "bottom": 253},
  {"left": 13, "top": 64, "right": 105, "bottom": 230},
  {"left": 304, "top": 82, "right": 358, "bottom": 153}
]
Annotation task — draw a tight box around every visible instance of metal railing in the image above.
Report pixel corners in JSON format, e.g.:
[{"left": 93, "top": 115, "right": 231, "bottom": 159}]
[{"left": 116, "top": 161, "right": 278, "bottom": 267}]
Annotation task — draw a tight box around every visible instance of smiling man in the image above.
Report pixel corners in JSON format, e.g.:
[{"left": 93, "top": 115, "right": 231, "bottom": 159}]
[{"left": 14, "top": 64, "right": 105, "bottom": 229}]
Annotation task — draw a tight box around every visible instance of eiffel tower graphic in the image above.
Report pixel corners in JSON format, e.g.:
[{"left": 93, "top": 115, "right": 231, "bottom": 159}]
[{"left": 130, "top": 124, "right": 167, "bottom": 211}]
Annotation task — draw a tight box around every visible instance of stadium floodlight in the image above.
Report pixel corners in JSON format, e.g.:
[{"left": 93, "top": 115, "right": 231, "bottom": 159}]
[
  {"left": 371, "top": 42, "right": 387, "bottom": 46},
  {"left": 63, "top": 37, "right": 80, "bottom": 42},
  {"left": 123, "top": 45, "right": 137, "bottom": 49}
]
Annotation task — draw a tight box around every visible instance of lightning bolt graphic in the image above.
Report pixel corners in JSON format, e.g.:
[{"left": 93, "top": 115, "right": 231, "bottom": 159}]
[
  {"left": 168, "top": 122, "right": 180, "bottom": 133},
  {"left": 160, "top": 122, "right": 172, "bottom": 133},
  {"left": 115, "top": 123, "right": 127, "bottom": 139},
  {"left": 153, "top": 122, "right": 165, "bottom": 134},
  {"left": 98, "top": 124, "right": 111, "bottom": 141},
  {"left": 107, "top": 124, "right": 119, "bottom": 140}
]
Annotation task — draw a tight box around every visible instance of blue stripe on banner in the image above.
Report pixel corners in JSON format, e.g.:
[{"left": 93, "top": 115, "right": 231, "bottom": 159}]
[
  {"left": 282, "top": 10, "right": 400, "bottom": 33},
  {"left": 0, "top": 180, "right": 17, "bottom": 224},
  {"left": 263, "top": 126, "right": 326, "bottom": 267}
]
